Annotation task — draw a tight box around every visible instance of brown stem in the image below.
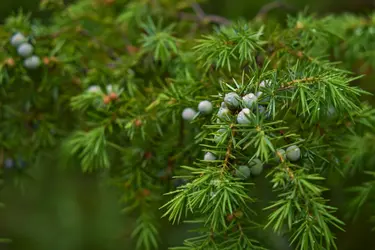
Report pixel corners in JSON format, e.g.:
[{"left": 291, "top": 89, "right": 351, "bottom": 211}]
[
  {"left": 255, "top": 1, "right": 296, "bottom": 20},
  {"left": 178, "top": 2, "right": 231, "bottom": 26}
]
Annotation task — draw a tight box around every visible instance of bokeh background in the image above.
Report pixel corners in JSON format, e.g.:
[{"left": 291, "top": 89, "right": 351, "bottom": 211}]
[{"left": 1, "top": 1, "right": 375, "bottom": 250}]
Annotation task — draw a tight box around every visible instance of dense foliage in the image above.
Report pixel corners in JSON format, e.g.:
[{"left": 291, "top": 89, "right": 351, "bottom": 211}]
[{"left": 2, "top": 0, "right": 375, "bottom": 249}]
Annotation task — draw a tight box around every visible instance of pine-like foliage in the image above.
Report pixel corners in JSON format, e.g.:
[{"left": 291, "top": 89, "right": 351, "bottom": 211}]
[{"left": 1, "top": 0, "right": 375, "bottom": 249}]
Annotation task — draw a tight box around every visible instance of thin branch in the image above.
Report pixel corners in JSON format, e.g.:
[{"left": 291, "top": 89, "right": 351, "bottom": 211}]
[
  {"left": 179, "top": 2, "right": 231, "bottom": 26},
  {"left": 255, "top": 0, "right": 296, "bottom": 20}
]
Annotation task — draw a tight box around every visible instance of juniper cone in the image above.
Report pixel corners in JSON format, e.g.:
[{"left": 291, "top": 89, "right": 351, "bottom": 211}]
[
  {"left": 10, "top": 32, "right": 26, "bottom": 47},
  {"left": 235, "top": 165, "right": 251, "bottom": 179},
  {"left": 17, "top": 43, "right": 34, "bottom": 57},
  {"left": 198, "top": 100, "right": 213, "bottom": 114},
  {"left": 286, "top": 145, "right": 301, "bottom": 161},
  {"left": 23, "top": 56, "right": 41, "bottom": 69},
  {"left": 2, "top": 1, "right": 375, "bottom": 250},
  {"left": 204, "top": 152, "right": 216, "bottom": 161},
  {"left": 181, "top": 108, "right": 197, "bottom": 121}
]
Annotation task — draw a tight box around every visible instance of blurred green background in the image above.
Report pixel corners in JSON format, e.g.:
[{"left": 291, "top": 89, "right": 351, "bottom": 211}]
[{"left": 1, "top": 1, "right": 375, "bottom": 250}]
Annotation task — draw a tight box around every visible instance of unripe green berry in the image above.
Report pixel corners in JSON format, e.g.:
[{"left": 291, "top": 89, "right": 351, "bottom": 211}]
[
  {"left": 204, "top": 152, "right": 216, "bottom": 161},
  {"left": 249, "top": 158, "right": 263, "bottom": 175},
  {"left": 214, "top": 128, "right": 226, "bottom": 144},
  {"left": 242, "top": 93, "right": 257, "bottom": 108},
  {"left": 87, "top": 85, "right": 102, "bottom": 94},
  {"left": 198, "top": 100, "right": 213, "bottom": 114},
  {"left": 275, "top": 149, "right": 286, "bottom": 162},
  {"left": 17, "top": 43, "right": 34, "bottom": 57},
  {"left": 10, "top": 32, "right": 26, "bottom": 47},
  {"left": 236, "top": 165, "right": 251, "bottom": 180},
  {"left": 257, "top": 105, "right": 266, "bottom": 114},
  {"left": 217, "top": 107, "right": 231, "bottom": 121},
  {"left": 237, "top": 108, "right": 252, "bottom": 124},
  {"left": 24, "top": 56, "right": 41, "bottom": 69},
  {"left": 286, "top": 145, "right": 301, "bottom": 161},
  {"left": 182, "top": 108, "right": 197, "bottom": 121},
  {"left": 224, "top": 92, "right": 240, "bottom": 110}
]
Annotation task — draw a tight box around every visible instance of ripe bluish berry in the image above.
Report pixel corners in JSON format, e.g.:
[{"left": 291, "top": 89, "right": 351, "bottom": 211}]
[
  {"left": 198, "top": 100, "right": 213, "bottom": 114},
  {"left": 224, "top": 92, "right": 240, "bottom": 110},
  {"left": 275, "top": 149, "right": 286, "bottom": 162},
  {"left": 4, "top": 158, "right": 14, "bottom": 168},
  {"left": 204, "top": 152, "right": 216, "bottom": 161},
  {"left": 286, "top": 145, "right": 301, "bottom": 161},
  {"left": 182, "top": 108, "right": 197, "bottom": 121},
  {"left": 10, "top": 32, "right": 26, "bottom": 47},
  {"left": 236, "top": 165, "right": 251, "bottom": 180},
  {"left": 24, "top": 56, "right": 41, "bottom": 69},
  {"left": 327, "top": 106, "right": 336, "bottom": 118},
  {"left": 214, "top": 128, "right": 227, "bottom": 144},
  {"left": 237, "top": 108, "right": 252, "bottom": 124},
  {"left": 242, "top": 93, "right": 257, "bottom": 108},
  {"left": 249, "top": 158, "right": 263, "bottom": 175},
  {"left": 17, "top": 43, "right": 34, "bottom": 57}
]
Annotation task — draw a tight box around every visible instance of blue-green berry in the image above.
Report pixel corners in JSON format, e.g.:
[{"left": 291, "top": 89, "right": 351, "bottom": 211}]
[
  {"left": 204, "top": 152, "right": 216, "bottom": 161},
  {"left": 182, "top": 108, "right": 197, "bottom": 121},
  {"left": 259, "top": 80, "right": 270, "bottom": 88},
  {"left": 106, "top": 84, "right": 113, "bottom": 94},
  {"left": 286, "top": 145, "right": 301, "bottom": 161},
  {"left": 257, "top": 105, "right": 266, "bottom": 114},
  {"left": 224, "top": 92, "right": 240, "bottom": 110},
  {"left": 10, "top": 32, "right": 26, "bottom": 47},
  {"left": 4, "top": 158, "right": 14, "bottom": 168},
  {"left": 17, "top": 43, "right": 34, "bottom": 57},
  {"left": 198, "top": 100, "right": 213, "bottom": 114},
  {"left": 24, "top": 56, "right": 41, "bottom": 69},
  {"left": 236, "top": 165, "right": 251, "bottom": 179},
  {"left": 242, "top": 93, "right": 257, "bottom": 108},
  {"left": 237, "top": 108, "right": 252, "bottom": 124},
  {"left": 275, "top": 149, "right": 286, "bottom": 162},
  {"left": 249, "top": 158, "right": 263, "bottom": 175}
]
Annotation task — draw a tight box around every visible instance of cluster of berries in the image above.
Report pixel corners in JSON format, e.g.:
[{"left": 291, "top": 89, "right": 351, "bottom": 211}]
[
  {"left": 182, "top": 100, "right": 213, "bottom": 121},
  {"left": 10, "top": 32, "right": 41, "bottom": 69},
  {"left": 2, "top": 156, "right": 27, "bottom": 169},
  {"left": 86, "top": 84, "right": 122, "bottom": 106}
]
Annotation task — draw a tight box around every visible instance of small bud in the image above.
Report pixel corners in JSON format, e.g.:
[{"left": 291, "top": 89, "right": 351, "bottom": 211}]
[
  {"left": 134, "top": 119, "right": 142, "bottom": 127},
  {"left": 286, "top": 145, "right": 301, "bottom": 161},
  {"left": 182, "top": 108, "right": 197, "bottom": 121},
  {"left": 142, "top": 189, "right": 151, "bottom": 197},
  {"left": 43, "top": 57, "right": 50, "bottom": 65},
  {"left": 103, "top": 95, "right": 111, "bottom": 104},
  {"left": 109, "top": 92, "right": 118, "bottom": 100},
  {"left": 226, "top": 214, "right": 234, "bottom": 221},
  {"left": 224, "top": 92, "right": 241, "bottom": 110},
  {"left": 235, "top": 165, "right": 251, "bottom": 179},
  {"left": 10, "top": 32, "right": 26, "bottom": 47},
  {"left": 242, "top": 93, "right": 257, "bottom": 108},
  {"left": 237, "top": 108, "right": 252, "bottom": 124},
  {"left": 24, "top": 56, "right": 41, "bottom": 69},
  {"left": 4, "top": 58, "right": 15, "bottom": 67},
  {"left": 296, "top": 21, "right": 304, "bottom": 29},
  {"left": 17, "top": 43, "right": 34, "bottom": 58},
  {"left": 198, "top": 100, "right": 213, "bottom": 114},
  {"left": 275, "top": 149, "right": 286, "bottom": 163},
  {"left": 204, "top": 152, "right": 216, "bottom": 161},
  {"left": 249, "top": 158, "right": 263, "bottom": 175}
]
